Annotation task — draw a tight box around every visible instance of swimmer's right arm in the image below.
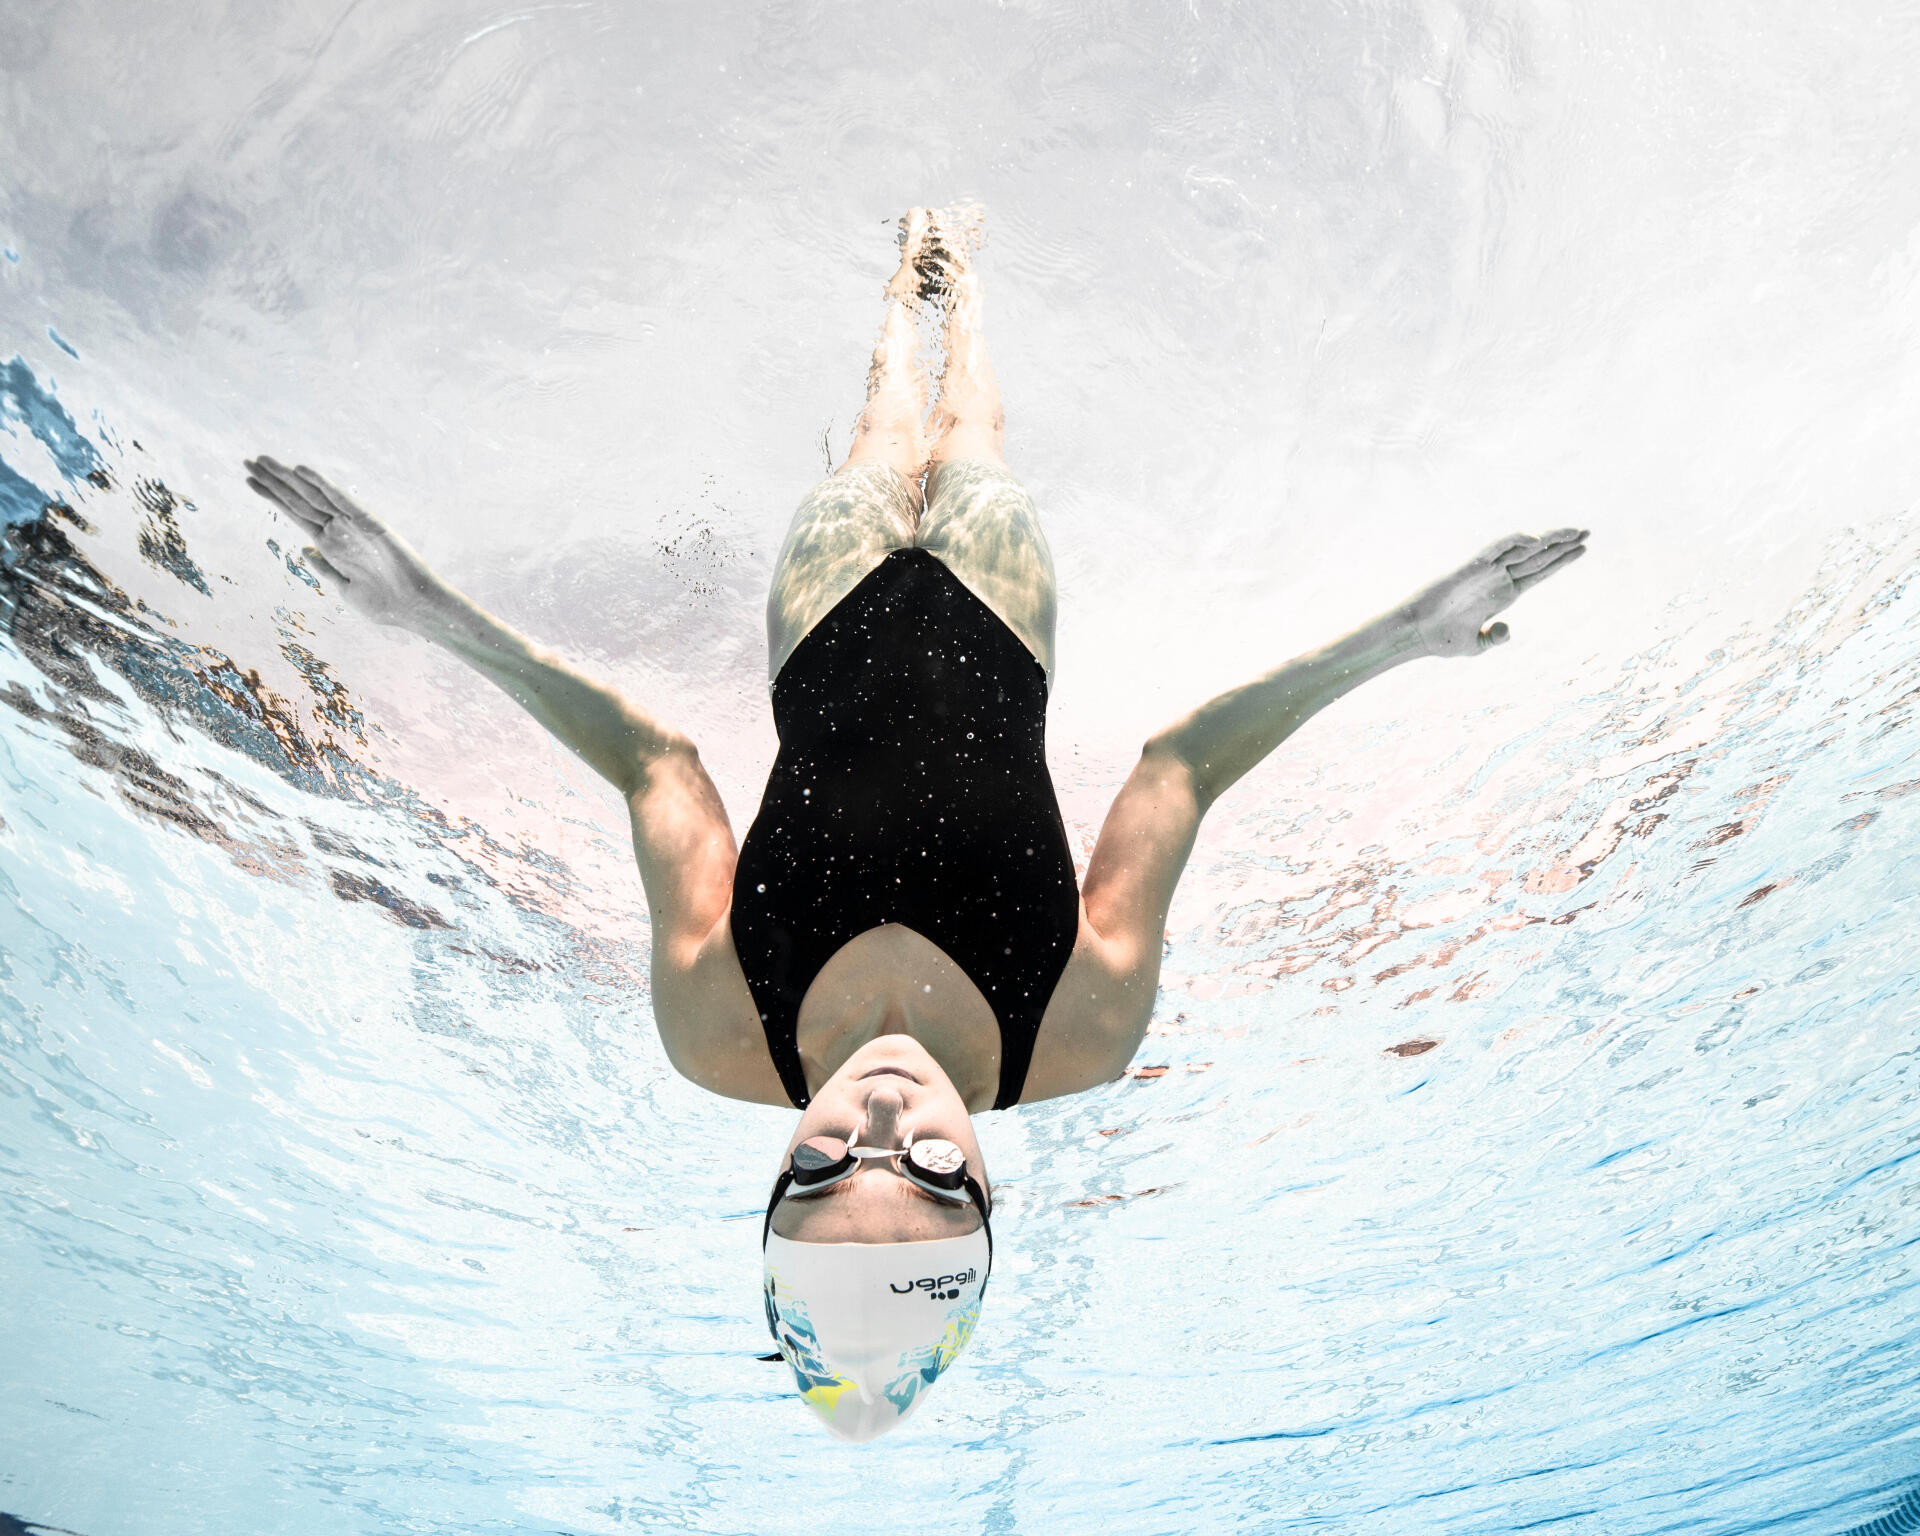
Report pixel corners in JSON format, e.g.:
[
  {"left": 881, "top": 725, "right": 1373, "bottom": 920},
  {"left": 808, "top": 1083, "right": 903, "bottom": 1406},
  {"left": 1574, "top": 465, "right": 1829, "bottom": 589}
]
[
  {"left": 244, "top": 456, "right": 679, "bottom": 791},
  {"left": 243, "top": 457, "right": 781, "bottom": 1098}
]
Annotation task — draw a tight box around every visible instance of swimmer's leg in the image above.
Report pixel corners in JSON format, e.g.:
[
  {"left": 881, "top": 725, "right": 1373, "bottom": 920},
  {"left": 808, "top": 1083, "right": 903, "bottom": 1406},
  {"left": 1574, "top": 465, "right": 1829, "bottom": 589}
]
[
  {"left": 847, "top": 211, "right": 934, "bottom": 479},
  {"left": 917, "top": 209, "right": 1058, "bottom": 683},
  {"left": 765, "top": 215, "right": 933, "bottom": 681},
  {"left": 922, "top": 205, "right": 1001, "bottom": 465}
]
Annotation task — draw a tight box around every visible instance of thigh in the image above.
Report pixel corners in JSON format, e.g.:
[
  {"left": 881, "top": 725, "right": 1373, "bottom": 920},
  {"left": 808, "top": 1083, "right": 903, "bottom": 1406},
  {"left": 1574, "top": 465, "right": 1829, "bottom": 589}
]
[
  {"left": 916, "top": 458, "right": 1058, "bottom": 684},
  {"left": 766, "top": 461, "right": 920, "bottom": 682}
]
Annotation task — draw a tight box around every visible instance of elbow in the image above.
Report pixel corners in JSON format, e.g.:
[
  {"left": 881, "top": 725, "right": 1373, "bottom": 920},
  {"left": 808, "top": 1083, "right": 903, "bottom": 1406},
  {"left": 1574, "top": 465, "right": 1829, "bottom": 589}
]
[
  {"left": 1139, "top": 733, "right": 1220, "bottom": 814},
  {"left": 1140, "top": 728, "right": 1189, "bottom": 770},
  {"left": 616, "top": 729, "right": 700, "bottom": 801}
]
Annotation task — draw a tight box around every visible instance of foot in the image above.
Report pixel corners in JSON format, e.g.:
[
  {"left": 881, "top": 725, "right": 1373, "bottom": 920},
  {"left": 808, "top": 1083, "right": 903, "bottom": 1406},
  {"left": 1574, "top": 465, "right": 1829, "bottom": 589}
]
[
  {"left": 885, "top": 208, "right": 936, "bottom": 301},
  {"left": 914, "top": 203, "right": 987, "bottom": 305}
]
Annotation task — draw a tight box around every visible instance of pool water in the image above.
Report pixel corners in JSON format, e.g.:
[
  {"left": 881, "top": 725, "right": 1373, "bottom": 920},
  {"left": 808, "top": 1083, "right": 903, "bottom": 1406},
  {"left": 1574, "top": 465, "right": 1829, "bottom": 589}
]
[{"left": 3, "top": 1, "right": 1919, "bottom": 1532}]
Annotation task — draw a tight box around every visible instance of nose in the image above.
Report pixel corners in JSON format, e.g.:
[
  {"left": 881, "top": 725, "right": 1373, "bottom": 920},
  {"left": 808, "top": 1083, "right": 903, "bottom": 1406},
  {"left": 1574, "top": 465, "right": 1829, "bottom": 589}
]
[{"left": 859, "top": 1085, "right": 906, "bottom": 1148}]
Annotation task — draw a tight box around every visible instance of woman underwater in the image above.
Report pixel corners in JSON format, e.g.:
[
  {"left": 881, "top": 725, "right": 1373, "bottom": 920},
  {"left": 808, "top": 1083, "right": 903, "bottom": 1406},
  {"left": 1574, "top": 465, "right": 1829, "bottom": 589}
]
[{"left": 245, "top": 206, "right": 1588, "bottom": 1440}]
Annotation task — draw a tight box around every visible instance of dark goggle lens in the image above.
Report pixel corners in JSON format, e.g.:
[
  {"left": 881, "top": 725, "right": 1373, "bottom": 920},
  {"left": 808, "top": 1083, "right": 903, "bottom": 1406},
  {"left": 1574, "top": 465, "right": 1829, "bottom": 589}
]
[{"left": 791, "top": 1136, "right": 852, "bottom": 1183}]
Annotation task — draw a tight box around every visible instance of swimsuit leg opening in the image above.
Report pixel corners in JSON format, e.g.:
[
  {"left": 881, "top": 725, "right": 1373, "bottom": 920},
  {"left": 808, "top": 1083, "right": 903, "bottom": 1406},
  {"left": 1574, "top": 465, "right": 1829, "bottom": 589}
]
[
  {"left": 916, "top": 459, "right": 1058, "bottom": 685},
  {"left": 766, "top": 462, "right": 921, "bottom": 683}
]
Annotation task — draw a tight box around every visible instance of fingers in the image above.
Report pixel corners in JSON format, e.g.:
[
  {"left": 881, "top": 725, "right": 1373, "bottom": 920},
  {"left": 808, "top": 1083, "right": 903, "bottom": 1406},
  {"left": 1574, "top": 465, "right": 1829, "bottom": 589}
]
[
  {"left": 253, "top": 457, "right": 327, "bottom": 514},
  {"left": 1512, "top": 542, "right": 1587, "bottom": 593},
  {"left": 1506, "top": 543, "right": 1564, "bottom": 579},
  {"left": 245, "top": 455, "right": 366, "bottom": 537},
  {"left": 247, "top": 475, "right": 328, "bottom": 536},
  {"left": 1478, "top": 533, "right": 1539, "bottom": 565},
  {"left": 244, "top": 457, "right": 298, "bottom": 504},
  {"left": 246, "top": 456, "right": 333, "bottom": 530},
  {"left": 1477, "top": 621, "right": 1510, "bottom": 651},
  {"left": 251, "top": 456, "right": 373, "bottom": 607},
  {"left": 249, "top": 455, "right": 313, "bottom": 499},
  {"left": 291, "top": 464, "right": 359, "bottom": 522},
  {"left": 1480, "top": 527, "right": 1590, "bottom": 576},
  {"left": 1506, "top": 527, "right": 1588, "bottom": 579}
]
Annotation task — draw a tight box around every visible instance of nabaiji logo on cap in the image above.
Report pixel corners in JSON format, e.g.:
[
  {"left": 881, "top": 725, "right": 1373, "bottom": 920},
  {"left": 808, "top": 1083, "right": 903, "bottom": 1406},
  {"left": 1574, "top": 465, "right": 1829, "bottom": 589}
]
[{"left": 892, "top": 1268, "right": 978, "bottom": 1300}]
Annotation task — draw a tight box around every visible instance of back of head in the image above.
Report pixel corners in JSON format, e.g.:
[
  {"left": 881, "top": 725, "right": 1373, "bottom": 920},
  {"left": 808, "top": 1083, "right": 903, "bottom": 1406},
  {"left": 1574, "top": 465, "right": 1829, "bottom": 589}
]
[{"left": 763, "top": 1227, "right": 989, "bottom": 1442}]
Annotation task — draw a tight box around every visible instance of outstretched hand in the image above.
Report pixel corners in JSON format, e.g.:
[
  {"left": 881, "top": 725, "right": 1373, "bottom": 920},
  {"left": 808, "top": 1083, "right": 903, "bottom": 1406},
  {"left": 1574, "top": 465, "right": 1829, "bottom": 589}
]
[
  {"left": 1408, "top": 528, "right": 1589, "bottom": 658},
  {"left": 245, "top": 456, "right": 448, "bottom": 631}
]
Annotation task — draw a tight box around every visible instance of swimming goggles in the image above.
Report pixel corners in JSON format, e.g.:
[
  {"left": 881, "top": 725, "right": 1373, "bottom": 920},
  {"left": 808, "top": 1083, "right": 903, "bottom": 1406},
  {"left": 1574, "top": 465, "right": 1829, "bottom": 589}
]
[{"left": 761, "top": 1134, "right": 993, "bottom": 1258}]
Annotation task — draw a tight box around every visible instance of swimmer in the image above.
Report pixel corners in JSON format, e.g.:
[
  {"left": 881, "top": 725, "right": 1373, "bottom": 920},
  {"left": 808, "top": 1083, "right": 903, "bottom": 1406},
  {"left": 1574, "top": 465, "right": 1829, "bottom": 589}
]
[{"left": 245, "top": 205, "right": 1587, "bottom": 1440}]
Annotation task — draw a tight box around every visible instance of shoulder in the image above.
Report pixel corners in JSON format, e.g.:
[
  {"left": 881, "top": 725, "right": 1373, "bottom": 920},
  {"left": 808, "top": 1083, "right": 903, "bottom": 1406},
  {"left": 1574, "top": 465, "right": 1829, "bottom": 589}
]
[
  {"left": 650, "top": 912, "right": 794, "bottom": 1107},
  {"left": 1017, "top": 908, "right": 1159, "bottom": 1103}
]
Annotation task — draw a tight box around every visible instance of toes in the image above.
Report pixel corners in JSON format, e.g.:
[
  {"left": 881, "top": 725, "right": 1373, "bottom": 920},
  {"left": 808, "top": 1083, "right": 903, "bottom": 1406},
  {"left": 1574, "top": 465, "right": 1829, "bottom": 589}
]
[{"left": 915, "top": 204, "right": 986, "bottom": 301}]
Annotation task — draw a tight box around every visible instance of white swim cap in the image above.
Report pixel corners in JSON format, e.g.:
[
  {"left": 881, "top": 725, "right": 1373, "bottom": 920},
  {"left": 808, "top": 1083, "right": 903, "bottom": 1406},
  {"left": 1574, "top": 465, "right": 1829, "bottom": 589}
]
[{"left": 763, "top": 1228, "right": 990, "bottom": 1442}]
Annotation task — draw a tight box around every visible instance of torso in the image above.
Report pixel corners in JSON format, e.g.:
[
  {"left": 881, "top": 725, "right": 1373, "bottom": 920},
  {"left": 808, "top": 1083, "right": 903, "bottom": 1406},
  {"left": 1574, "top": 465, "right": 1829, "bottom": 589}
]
[{"left": 729, "top": 548, "right": 1086, "bottom": 1110}]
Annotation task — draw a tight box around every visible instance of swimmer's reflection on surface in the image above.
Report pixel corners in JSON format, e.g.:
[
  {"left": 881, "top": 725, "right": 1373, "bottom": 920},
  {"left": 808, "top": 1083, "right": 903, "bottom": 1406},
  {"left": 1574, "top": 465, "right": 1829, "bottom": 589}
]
[{"left": 246, "top": 205, "right": 1587, "bottom": 1440}]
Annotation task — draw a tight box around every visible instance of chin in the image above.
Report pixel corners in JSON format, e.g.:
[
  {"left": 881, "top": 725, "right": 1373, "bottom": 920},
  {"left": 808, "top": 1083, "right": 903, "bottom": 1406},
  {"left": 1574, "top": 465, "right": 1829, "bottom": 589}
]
[{"left": 831, "top": 1035, "right": 949, "bottom": 1083}]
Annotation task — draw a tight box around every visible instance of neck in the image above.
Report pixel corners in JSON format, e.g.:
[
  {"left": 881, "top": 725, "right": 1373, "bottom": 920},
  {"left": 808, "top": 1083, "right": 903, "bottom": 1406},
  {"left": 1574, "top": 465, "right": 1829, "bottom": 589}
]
[
  {"left": 802, "top": 1008, "right": 999, "bottom": 1113},
  {"left": 793, "top": 928, "right": 1006, "bottom": 1110}
]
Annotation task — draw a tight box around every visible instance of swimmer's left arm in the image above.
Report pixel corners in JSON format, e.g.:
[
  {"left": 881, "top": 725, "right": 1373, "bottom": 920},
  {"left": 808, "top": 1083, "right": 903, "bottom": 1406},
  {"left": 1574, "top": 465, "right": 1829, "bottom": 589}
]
[{"left": 1079, "top": 530, "right": 1588, "bottom": 1000}]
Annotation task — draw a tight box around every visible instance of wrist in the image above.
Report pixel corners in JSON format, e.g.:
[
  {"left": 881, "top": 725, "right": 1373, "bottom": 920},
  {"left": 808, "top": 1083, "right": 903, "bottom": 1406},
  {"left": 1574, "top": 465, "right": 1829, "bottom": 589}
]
[
  {"left": 1383, "top": 601, "right": 1427, "bottom": 659},
  {"left": 404, "top": 580, "right": 473, "bottom": 644},
  {"left": 1349, "top": 601, "right": 1429, "bottom": 670},
  {"left": 1398, "top": 587, "right": 1453, "bottom": 661}
]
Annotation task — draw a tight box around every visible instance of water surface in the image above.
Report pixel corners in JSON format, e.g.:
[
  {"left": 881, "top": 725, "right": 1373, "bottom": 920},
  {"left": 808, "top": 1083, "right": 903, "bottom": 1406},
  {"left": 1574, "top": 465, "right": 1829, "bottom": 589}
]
[{"left": 3, "top": 1, "right": 1919, "bottom": 1531}]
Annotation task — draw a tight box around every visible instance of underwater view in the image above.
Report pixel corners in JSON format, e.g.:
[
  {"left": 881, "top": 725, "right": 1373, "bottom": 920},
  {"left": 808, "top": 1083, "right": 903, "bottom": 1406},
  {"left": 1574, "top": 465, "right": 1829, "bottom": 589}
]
[{"left": 4, "top": 0, "right": 1920, "bottom": 1531}]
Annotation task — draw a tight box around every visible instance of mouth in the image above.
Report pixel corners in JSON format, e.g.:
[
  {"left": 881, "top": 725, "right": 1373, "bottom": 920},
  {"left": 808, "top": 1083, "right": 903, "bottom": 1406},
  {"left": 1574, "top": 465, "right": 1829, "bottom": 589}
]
[{"left": 858, "top": 1066, "right": 921, "bottom": 1083}]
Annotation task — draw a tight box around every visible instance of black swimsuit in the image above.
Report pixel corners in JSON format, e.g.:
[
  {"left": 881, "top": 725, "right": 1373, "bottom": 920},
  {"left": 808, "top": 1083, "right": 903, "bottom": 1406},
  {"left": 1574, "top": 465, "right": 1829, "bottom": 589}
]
[{"left": 731, "top": 549, "right": 1079, "bottom": 1110}]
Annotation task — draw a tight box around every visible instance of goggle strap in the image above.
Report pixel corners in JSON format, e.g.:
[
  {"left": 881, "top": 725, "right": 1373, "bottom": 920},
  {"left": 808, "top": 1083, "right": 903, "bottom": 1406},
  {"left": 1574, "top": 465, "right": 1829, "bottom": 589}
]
[{"left": 761, "top": 1168, "right": 794, "bottom": 1250}]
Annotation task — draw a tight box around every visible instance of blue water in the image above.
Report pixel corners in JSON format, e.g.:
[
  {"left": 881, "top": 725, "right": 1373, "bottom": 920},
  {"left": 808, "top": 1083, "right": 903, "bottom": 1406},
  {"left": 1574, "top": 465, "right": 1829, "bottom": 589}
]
[{"left": 4, "top": 1, "right": 1920, "bottom": 1531}]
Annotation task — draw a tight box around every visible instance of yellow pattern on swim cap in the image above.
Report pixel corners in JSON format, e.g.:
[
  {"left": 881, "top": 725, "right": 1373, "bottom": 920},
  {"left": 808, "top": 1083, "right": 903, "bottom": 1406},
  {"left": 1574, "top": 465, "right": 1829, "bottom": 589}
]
[{"left": 800, "top": 1374, "right": 861, "bottom": 1413}]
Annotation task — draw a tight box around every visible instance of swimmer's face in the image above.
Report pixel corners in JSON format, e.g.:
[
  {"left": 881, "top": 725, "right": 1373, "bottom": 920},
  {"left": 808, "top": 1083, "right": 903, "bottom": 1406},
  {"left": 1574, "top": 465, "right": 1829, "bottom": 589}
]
[{"left": 770, "top": 1035, "right": 990, "bottom": 1245}]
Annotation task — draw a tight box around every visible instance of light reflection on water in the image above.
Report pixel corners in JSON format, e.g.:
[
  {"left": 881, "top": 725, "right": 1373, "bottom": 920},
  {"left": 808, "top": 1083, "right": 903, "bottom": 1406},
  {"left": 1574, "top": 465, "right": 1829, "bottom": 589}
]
[{"left": 4, "top": 0, "right": 1920, "bottom": 1530}]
